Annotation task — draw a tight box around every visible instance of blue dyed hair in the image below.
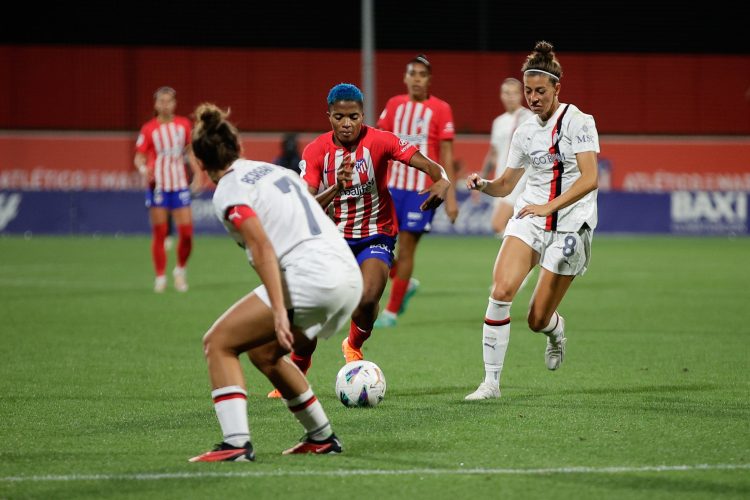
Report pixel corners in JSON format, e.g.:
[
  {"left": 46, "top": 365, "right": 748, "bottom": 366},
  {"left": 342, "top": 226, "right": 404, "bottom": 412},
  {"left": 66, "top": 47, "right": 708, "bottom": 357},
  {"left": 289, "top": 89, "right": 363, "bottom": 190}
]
[{"left": 327, "top": 83, "right": 364, "bottom": 107}]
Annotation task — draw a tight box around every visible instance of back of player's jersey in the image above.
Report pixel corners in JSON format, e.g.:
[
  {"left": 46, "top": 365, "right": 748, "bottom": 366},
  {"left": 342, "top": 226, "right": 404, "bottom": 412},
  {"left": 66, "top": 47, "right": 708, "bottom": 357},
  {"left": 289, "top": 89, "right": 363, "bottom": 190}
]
[{"left": 213, "top": 159, "right": 343, "bottom": 265}]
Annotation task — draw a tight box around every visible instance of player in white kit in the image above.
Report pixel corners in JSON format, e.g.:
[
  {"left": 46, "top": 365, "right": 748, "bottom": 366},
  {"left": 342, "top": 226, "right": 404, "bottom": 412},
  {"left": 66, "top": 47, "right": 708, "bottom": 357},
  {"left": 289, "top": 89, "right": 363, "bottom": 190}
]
[
  {"left": 465, "top": 41, "right": 600, "bottom": 400},
  {"left": 480, "top": 78, "right": 533, "bottom": 236},
  {"left": 187, "top": 104, "right": 363, "bottom": 461}
]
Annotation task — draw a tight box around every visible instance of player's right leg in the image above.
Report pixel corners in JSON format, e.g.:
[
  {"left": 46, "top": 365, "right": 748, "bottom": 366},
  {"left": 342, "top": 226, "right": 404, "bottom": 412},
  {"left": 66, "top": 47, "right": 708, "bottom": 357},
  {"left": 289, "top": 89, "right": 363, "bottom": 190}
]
[
  {"left": 465, "top": 235, "right": 537, "bottom": 400},
  {"left": 343, "top": 257, "right": 390, "bottom": 363},
  {"left": 190, "top": 292, "right": 276, "bottom": 462},
  {"left": 148, "top": 205, "right": 169, "bottom": 292}
]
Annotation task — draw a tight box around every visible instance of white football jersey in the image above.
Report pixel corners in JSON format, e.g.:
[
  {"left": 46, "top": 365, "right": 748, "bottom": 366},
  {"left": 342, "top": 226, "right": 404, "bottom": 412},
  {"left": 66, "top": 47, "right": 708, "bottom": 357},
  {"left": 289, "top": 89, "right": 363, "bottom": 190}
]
[
  {"left": 213, "top": 159, "right": 346, "bottom": 266},
  {"left": 507, "top": 103, "right": 600, "bottom": 231}
]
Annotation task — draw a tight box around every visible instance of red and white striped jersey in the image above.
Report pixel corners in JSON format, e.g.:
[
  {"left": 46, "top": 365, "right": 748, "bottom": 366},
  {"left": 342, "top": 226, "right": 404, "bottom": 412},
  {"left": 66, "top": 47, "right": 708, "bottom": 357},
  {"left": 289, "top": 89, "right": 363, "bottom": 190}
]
[
  {"left": 135, "top": 116, "right": 191, "bottom": 192},
  {"left": 377, "top": 94, "right": 454, "bottom": 191},
  {"left": 300, "top": 126, "right": 418, "bottom": 239}
]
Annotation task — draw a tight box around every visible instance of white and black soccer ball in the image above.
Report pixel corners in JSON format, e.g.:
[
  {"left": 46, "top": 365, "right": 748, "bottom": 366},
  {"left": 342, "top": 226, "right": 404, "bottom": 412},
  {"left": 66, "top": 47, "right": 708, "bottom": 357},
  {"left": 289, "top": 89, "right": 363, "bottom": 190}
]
[{"left": 335, "top": 360, "right": 386, "bottom": 408}]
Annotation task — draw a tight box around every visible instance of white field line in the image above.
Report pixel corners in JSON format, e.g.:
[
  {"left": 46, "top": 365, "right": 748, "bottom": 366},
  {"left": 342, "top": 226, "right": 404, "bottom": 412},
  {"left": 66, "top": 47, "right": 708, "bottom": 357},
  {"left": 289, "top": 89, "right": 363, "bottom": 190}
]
[{"left": 2, "top": 463, "right": 749, "bottom": 482}]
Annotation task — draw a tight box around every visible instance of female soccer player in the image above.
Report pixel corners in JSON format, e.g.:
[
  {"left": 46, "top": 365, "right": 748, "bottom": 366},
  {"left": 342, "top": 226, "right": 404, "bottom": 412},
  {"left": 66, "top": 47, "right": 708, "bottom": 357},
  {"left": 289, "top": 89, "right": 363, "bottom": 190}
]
[
  {"left": 479, "top": 78, "right": 533, "bottom": 236},
  {"left": 134, "top": 87, "right": 201, "bottom": 293},
  {"left": 464, "top": 41, "right": 600, "bottom": 400},
  {"left": 188, "top": 104, "right": 363, "bottom": 461},
  {"left": 272, "top": 83, "right": 449, "bottom": 396},
  {"left": 374, "top": 54, "right": 459, "bottom": 328}
]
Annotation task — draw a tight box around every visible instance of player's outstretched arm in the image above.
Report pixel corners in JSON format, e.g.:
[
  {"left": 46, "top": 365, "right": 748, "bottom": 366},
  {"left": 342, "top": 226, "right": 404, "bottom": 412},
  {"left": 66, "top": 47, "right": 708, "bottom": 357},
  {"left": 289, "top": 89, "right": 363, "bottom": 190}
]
[
  {"left": 466, "top": 167, "right": 524, "bottom": 198},
  {"left": 236, "top": 216, "right": 293, "bottom": 350},
  {"left": 408, "top": 152, "right": 451, "bottom": 211}
]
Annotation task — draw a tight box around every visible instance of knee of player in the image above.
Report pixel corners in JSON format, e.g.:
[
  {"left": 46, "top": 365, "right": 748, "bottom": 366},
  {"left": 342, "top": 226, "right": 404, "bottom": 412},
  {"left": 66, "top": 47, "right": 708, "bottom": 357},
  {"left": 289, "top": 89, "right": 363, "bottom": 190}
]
[
  {"left": 526, "top": 310, "right": 548, "bottom": 332},
  {"left": 247, "top": 348, "right": 277, "bottom": 373},
  {"left": 489, "top": 282, "right": 515, "bottom": 302}
]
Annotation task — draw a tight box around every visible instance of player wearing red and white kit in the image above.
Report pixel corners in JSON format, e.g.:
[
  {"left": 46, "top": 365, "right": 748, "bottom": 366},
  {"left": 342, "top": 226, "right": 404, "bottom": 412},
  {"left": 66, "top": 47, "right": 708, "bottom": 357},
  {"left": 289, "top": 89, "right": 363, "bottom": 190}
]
[
  {"left": 374, "top": 54, "right": 459, "bottom": 329},
  {"left": 465, "top": 42, "right": 599, "bottom": 401},
  {"left": 269, "top": 84, "right": 449, "bottom": 397},
  {"left": 188, "top": 104, "right": 362, "bottom": 461},
  {"left": 134, "top": 86, "right": 201, "bottom": 293}
]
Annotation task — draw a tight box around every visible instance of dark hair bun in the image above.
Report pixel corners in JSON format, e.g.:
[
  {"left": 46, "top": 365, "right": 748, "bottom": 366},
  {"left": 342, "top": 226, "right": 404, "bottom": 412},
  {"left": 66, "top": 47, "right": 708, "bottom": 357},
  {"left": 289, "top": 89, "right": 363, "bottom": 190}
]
[{"left": 534, "top": 41, "right": 555, "bottom": 57}]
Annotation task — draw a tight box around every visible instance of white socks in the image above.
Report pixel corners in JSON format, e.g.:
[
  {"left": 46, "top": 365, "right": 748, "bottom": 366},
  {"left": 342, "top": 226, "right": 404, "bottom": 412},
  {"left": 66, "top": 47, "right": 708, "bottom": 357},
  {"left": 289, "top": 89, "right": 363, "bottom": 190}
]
[
  {"left": 285, "top": 388, "right": 332, "bottom": 441},
  {"left": 541, "top": 311, "right": 564, "bottom": 338},
  {"left": 211, "top": 385, "right": 249, "bottom": 447},
  {"left": 482, "top": 298, "right": 511, "bottom": 388}
]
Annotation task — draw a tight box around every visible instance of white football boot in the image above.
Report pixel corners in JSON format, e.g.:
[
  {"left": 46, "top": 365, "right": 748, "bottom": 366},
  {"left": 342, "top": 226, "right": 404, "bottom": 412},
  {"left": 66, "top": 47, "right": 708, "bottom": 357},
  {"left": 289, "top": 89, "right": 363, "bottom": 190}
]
[
  {"left": 464, "top": 382, "right": 501, "bottom": 400},
  {"left": 544, "top": 315, "right": 566, "bottom": 370}
]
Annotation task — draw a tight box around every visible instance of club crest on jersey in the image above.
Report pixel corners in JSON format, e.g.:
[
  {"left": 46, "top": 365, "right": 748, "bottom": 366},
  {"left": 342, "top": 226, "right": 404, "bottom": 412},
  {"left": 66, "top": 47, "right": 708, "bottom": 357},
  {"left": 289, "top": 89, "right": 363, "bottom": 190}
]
[{"left": 354, "top": 158, "right": 368, "bottom": 173}]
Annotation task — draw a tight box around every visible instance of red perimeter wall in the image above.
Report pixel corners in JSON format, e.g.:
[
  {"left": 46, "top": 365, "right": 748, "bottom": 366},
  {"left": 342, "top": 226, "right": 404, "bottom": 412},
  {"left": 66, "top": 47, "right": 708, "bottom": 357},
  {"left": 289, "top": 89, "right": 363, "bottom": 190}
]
[{"left": 1, "top": 46, "right": 749, "bottom": 134}]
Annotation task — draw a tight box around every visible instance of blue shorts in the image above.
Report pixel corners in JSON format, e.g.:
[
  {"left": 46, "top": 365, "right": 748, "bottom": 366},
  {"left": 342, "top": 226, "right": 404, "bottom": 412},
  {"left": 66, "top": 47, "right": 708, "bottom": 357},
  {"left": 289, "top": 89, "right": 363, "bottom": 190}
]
[
  {"left": 346, "top": 234, "right": 397, "bottom": 267},
  {"left": 390, "top": 188, "right": 434, "bottom": 233},
  {"left": 145, "top": 188, "right": 191, "bottom": 210}
]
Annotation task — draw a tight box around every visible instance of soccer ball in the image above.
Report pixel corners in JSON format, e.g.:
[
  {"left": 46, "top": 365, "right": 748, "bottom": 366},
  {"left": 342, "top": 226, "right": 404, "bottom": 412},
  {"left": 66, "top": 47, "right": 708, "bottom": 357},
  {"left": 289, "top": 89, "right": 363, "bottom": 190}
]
[{"left": 335, "top": 360, "right": 386, "bottom": 408}]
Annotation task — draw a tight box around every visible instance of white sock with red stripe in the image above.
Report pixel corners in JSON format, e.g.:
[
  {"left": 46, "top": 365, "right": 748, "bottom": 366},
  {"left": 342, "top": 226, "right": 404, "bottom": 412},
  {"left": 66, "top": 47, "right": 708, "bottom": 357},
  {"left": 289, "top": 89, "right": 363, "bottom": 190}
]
[
  {"left": 285, "top": 388, "right": 332, "bottom": 441},
  {"left": 483, "top": 298, "right": 511, "bottom": 388},
  {"left": 211, "top": 386, "right": 249, "bottom": 447},
  {"left": 541, "top": 311, "right": 564, "bottom": 338}
]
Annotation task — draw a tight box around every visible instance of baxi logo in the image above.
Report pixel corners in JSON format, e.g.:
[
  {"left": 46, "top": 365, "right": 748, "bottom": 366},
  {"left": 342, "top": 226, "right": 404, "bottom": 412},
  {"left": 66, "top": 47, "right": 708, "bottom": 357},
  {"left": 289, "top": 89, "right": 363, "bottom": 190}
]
[
  {"left": 0, "top": 192, "right": 22, "bottom": 231},
  {"left": 671, "top": 191, "right": 747, "bottom": 234}
]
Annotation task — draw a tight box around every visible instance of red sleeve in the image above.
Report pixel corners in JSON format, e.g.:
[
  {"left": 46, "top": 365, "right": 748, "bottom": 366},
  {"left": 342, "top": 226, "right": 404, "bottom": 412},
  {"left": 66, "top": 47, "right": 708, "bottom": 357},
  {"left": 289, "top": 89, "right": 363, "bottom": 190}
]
[
  {"left": 300, "top": 140, "right": 324, "bottom": 189},
  {"left": 438, "top": 101, "right": 455, "bottom": 141},
  {"left": 180, "top": 117, "right": 192, "bottom": 150},
  {"left": 383, "top": 130, "right": 418, "bottom": 164},
  {"left": 135, "top": 123, "right": 152, "bottom": 154},
  {"left": 225, "top": 205, "right": 257, "bottom": 230}
]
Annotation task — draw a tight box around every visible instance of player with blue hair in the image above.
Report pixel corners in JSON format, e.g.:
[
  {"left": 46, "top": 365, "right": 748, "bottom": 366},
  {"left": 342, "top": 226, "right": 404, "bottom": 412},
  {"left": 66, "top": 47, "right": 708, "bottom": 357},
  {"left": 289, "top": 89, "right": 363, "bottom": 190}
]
[{"left": 266, "top": 83, "right": 451, "bottom": 397}]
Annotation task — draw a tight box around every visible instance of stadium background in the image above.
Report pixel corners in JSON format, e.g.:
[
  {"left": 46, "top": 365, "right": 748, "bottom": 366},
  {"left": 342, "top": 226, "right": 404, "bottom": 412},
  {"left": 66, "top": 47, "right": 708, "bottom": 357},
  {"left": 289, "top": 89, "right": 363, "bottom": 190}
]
[{"left": 1, "top": 1, "right": 748, "bottom": 235}]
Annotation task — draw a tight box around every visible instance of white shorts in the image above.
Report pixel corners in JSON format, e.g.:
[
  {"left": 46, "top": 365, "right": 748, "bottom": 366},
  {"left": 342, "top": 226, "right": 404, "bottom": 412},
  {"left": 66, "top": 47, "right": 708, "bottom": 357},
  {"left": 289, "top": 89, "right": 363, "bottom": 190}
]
[
  {"left": 504, "top": 217, "right": 593, "bottom": 276},
  {"left": 254, "top": 240, "right": 363, "bottom": 340}
]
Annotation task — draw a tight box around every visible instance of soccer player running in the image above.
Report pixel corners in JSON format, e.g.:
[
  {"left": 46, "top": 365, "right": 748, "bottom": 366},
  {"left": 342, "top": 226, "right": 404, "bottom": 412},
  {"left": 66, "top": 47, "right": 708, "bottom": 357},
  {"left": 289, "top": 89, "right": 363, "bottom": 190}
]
[
  {"left": 373, "top": 54, "right": 459, "bottom": 328},
  {"left": 465, "top": 41, "right": 600, "bottom": 400},
  {"left": 278, "top": 83, "right": 449, "bottom": 387},
  {"left": 134, "top": 86, "right": 201, "bottom": 293},
  {"left": 480, "top": 78, "right": 533, "bottom": 236},
  {"left": 188, "top": 104, "right": 363, "bottom": 461}
]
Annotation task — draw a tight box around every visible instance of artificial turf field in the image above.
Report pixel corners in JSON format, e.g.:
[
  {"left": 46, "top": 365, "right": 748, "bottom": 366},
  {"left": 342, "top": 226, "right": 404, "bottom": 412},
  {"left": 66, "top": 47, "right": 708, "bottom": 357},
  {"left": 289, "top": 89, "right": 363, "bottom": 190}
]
[{"left": 1, "top": 235, "right": 748, "bottom": 499}]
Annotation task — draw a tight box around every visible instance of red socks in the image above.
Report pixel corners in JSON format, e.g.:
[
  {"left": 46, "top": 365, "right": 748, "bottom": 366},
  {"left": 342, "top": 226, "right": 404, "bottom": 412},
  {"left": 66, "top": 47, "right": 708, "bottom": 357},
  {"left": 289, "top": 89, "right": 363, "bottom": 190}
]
[
  {"left": 151, "top": 223, "right": 168, "bottom": 276},
  {"left": 177, "top": 224, "right": 193, "bottom": 267},
  {"left": 348, "top": 321, "right": 371, "bottom": 349},
  {"left": 385, "top": 277, "right": 409, "bottom": 315},
  {"left": 291, "top": 353, "right": 312, "bottom": 374}
]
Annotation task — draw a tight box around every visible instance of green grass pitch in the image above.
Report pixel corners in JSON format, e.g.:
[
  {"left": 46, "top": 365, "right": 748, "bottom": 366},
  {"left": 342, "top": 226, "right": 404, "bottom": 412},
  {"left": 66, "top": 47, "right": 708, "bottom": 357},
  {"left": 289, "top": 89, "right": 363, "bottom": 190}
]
[{"left": 1, "top": 235, "right": 748, "bottom": 499}]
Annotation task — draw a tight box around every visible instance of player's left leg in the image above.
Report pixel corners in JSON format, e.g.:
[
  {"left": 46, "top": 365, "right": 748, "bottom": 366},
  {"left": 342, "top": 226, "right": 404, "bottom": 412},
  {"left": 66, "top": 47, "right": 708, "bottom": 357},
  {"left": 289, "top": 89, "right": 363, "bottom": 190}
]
[
  {"left": 267, "top": 338, "right": 316, "bottom": 398},
  {"left": 343, "top": 257, "right": 389, "bottom": 362},
  {"left": 527, "top": 270, "right": 574, "bottom": 371},
  {"left": 172, "top": 201, "right": 193, "bottom": 292},
  {"left": 376, "top": 230, "right": 422, "bottom": 328}
]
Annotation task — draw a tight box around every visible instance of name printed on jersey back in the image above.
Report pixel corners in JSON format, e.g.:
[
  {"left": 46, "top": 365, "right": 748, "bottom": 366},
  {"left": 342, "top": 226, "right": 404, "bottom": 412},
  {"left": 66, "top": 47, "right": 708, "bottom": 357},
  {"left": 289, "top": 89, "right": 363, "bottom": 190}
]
[{"left": 240, "top": 165, "right": 274, "bottom": 184}]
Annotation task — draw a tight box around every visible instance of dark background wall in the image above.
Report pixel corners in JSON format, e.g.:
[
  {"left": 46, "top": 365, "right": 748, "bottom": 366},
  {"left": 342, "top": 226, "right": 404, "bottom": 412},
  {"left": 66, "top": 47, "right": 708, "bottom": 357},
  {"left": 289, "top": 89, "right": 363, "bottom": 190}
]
[{"left": 2, "top": 1, "right": 748, "bottom": 134}]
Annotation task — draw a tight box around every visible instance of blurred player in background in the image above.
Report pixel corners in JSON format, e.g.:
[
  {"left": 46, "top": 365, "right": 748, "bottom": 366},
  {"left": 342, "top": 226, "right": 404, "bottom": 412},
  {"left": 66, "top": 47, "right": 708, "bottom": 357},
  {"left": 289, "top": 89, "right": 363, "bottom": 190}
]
[
  {"left": 373, "top": 54, "right": 459, "bottom": 328},
  {"left": 134, "top": 86, "right": 201, "bottom": 293},
  {"left": 273, "top": 132, "right": 302, "bottom": 175},
  {"left": 480, "top": 78, "right": 533, "bottom": 236},
  {"left": 465, "top": 41, "right": 600, "bottom": 400},
  {"left": 188, "top": 104, "right": 362, "bottom": 461},
  {"left": 265, "top": 84, "right": 450, "bottom": 398}
]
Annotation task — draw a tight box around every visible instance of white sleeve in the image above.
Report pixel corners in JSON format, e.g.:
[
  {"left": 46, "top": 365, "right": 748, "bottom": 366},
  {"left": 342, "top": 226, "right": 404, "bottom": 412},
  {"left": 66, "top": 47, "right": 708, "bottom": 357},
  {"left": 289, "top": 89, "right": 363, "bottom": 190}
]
[
  {"left": 212, "top": 178, "right": 252, "bottom": 221},
  {"left": 505, "top": 128, "right": 527, "bottom": 169},
  {"left": 569, "top": 113, "right": 600, "bottom": 154}
]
